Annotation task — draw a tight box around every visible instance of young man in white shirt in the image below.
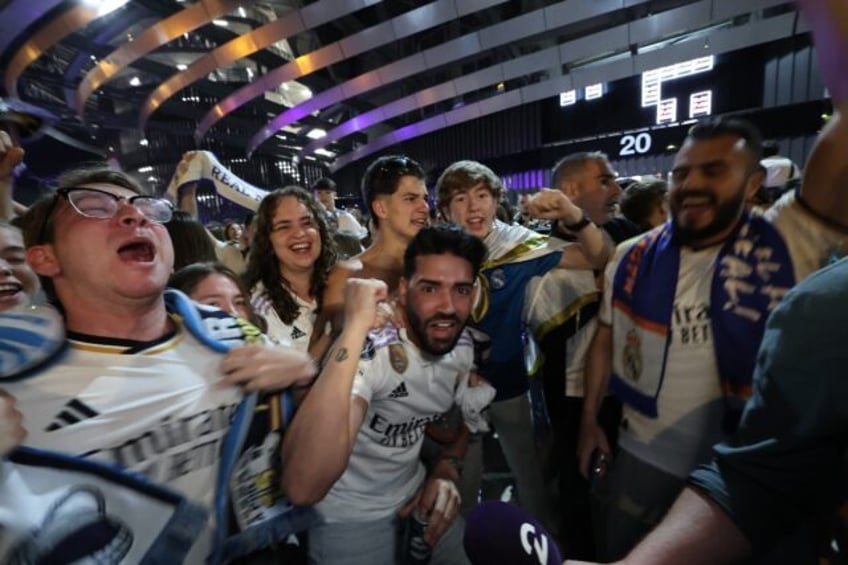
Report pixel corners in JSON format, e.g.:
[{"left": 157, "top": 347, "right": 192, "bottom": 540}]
[{"left": 0, "top": 166, "right": 315, "bottom": 562}]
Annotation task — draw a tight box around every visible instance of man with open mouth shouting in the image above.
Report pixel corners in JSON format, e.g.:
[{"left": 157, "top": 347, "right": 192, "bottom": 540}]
[{"left": 0, "top": 165, "right": 317, "bottom": 563}]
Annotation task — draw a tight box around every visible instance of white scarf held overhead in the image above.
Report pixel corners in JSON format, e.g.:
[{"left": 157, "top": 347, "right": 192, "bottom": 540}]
[{"left": 167, "top": 151, "right": 268, "bottom": 211}]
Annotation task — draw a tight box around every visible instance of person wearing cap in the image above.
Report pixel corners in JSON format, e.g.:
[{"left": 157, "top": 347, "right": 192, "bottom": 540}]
[{"left": 312, "top": 177, "right": 367, "bottom": 240}]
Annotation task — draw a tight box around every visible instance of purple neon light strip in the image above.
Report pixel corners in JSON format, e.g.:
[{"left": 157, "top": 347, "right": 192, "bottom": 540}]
[
  {"left": 300, "top": 45, "right": 564, "bottom": 156},
  {"left": 330, "top": 11, "right": 796, "bottom": 172},
  {"left": 246, "top": 0, "right": 513, "bottom": 155}
]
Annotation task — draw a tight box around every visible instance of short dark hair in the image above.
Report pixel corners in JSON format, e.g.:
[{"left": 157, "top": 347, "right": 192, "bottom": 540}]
[
  {"left": 619, "top": 179, "right": 668, "bottom": 230},
  {"left": 686, "top": 117, "right": 763, "bottom": 171},
  {"left": 435, "top": 160, "right": 503, "bottom": 210},
  {"left": 311, "top": 177, "right": 337, "bottom": 192},
  {"left": 166, "top": 210, "right": 218, "bottom": 271},
  {"left": 403, "top": 224, "right": 486, "bottom": 280},
  {"left": 551, "top": 151, "right": 610, "bottom": 190},
  {"left": 361, "top": 155, "right": 425, "bottom": 228}
]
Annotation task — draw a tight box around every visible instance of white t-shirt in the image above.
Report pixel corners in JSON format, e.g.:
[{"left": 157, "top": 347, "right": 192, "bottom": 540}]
[
  {"left": 600, "top": 192, "right": 848, "bottom": 478},
  {"left": 316, "top": 328, "right": 474, "bottom": 523},
  {"left": 7, "top": 321, "right": 242, "bottom": 560},
  {"left": 250, "top": 283, "right": 317, "bottom": 353}
]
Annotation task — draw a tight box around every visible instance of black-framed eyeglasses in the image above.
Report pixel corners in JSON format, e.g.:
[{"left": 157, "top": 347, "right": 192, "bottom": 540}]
[{"left": 37, "top": 187, "right": 174, "bottom": 244}]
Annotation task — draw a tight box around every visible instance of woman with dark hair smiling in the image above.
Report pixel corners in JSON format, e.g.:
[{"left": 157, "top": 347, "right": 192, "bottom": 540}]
[{"left": 244, "top": 186, "right": 338, "bottom": 356}]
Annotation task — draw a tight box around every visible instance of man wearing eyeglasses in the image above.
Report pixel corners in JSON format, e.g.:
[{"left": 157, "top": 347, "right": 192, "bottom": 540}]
[{"left": 0, "top": 166, "right": 317, "bottom": 562}]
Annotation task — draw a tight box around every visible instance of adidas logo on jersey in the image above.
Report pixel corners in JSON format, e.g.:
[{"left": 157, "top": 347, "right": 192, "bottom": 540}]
[
  {"left": 388, "top": 382, "right": 409, "bottom": 399},
  {"left": 291, "top": 326, "right": 307, "bottom": 340},
  {"left": 46, "top": 398, "right": 100, "bottom": 431}
]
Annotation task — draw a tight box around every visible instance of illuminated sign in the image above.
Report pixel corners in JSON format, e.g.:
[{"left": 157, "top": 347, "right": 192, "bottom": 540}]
[
  {"left": 689, "top": 90, "right": 712, "bottom": 118},
  {"left": 619, "top": 132, "right": 652, "bottom": 156},
  {"left": 559, "top": 90, "right": 577, "bottom": 106},
  {"left": 641, "top": 55, "right": 714, "bottom": 107},
  {"left": 656, "top": 98, "right": 677, "bottom": 124},
  {"left": 585, "top": 83, "right": 603, "bottom": 100}
]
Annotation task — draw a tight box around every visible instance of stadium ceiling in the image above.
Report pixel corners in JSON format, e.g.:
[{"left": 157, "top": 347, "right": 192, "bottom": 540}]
[{"left": 0, "top": 0, "right": 800, "bottom": 176}]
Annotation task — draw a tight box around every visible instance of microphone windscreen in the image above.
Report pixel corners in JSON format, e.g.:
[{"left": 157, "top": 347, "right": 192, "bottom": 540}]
[{"left": 463, "top": 501, "right": 562, "bottom": 565}]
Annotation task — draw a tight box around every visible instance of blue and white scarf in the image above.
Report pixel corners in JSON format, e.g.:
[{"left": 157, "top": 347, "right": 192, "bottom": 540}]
[
  {"left": 610, "top": 214, "right": 795, "bottom": 423},
  {"left": 0, "top": 290, "right": 317, "bottom": 563}
]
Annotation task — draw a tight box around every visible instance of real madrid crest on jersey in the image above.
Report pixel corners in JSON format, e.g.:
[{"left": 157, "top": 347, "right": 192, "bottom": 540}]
[
  {"left": 622, "top": 329, "right": 643, "bottom": 382},
  {"left": 388, "top": 343, "right": 408, "bottom": 374},
  {"left": 489, "top": 268, "right": 506, "bottom": 290}
]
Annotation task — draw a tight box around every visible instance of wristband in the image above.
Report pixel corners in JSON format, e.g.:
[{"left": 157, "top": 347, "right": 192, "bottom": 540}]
[{"left": 562, "top": 211, "right": 593, "bottom": 232}]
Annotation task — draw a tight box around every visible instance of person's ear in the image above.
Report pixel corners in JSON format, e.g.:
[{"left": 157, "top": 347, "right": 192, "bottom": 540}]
[
  {"left": 398, "top": 277, "right": 408, "bottom": 307},
  {"left": 745, "top": 168, "right": 766, "bottom": 200},
  {"left": 559, "top": 180, "right": 579, "bottom": 200},
  {"left": 372, "top": 197, "right": 389, "bottom": 221},
  {"left": 26, "top": 245, "right": 61, "bottom": 277}
]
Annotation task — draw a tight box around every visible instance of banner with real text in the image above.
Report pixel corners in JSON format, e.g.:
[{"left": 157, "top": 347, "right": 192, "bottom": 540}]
[{"left": 167, "top": 151, "right": 268, "bottom": 211}]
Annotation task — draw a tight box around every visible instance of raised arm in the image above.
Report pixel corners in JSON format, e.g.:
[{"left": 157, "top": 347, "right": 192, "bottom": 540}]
[
  {"left": 527, "top": 188, "right": 612, "bottom": 270},
  {"left": 795, "top": 0, "right": 848, "bottom": 228},
  {"left": 0, "top": 131, "right": 24, "bottom": 221},
  {"left": 282, "top": 278, "right": 388, "bottom": 506},
  {"left": 176, "top": 181, "right": 229, "bottom": 252},
  {"left": 308, "top": 264, "right": 352, "bottom": 358}
]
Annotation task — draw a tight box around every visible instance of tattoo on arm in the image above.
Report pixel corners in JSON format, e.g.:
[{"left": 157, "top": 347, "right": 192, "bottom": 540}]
[{"left": 334, "top": 348, "right": 349, "bottom": 362}]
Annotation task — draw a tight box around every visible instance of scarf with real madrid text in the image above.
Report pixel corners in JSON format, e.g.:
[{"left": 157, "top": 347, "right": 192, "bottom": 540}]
[{"left": 610, "top": 213, "right": 795, "bottom": 429}]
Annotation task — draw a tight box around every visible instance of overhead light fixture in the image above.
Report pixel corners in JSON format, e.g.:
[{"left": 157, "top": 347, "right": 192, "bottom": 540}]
[
  {"left": 138, "top": 166, "right": 153, "bottom": 173},
  {"left": 83, "top": 0, "right": 129, "bottom": 17},
  {"left": 129, "top": 76, "right": 141, "bottom": 87},
  {"left": 212, "top": 19, "right": 229, "bottom": 27},
  {"left": 139, "top": 138, "right": 149, "bottom": 146},
  {"left": 147, "top": 176, "right": 157, "bottom": 182},
  {"left": 176, "top": 64, "right": 188, "bottom": 71},
  {"left": 314, "top": 148, "right": 336, "bottom": 158},
  {"left": 306, "top": 128, "right": 326, "bottom": 140}
]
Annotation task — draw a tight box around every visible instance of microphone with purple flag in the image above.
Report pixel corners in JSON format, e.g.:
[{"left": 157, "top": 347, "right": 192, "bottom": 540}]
[{"left": 463, "top": 501, "right": 562, "bottom": 565}]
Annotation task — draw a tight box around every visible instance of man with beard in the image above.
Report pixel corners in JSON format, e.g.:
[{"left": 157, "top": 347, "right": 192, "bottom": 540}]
[
  {"left": 577, "top": 107, "right": 848, "bottom": 559},
  {"left": 283, "top": 224, "right": 488, "bottom": 565}
]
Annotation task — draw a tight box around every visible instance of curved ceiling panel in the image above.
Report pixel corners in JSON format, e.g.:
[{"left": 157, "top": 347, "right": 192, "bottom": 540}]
[
  {"left": 193, "top": 0, "right": 382, "bottom": 142},
  {"left": 138, "top": 9, "right": 305, "bottom": 130},
  {"left": 247, "top": 0, "right": 533, "bottom": 155},
  {"left": 4, "top": 3, "right": 98, "bottom": 98},
  {"left": 76, "top": 0, "right": 242, "bottom": 116},
  {"left": 0, "top": 0, "right": 65, "bottom": 57},
  {"left": 197, "top": 0, "right": 506, "bottom": 145},
  {"left": 330, "top": 10, "right": 799, "bottom": 172}
]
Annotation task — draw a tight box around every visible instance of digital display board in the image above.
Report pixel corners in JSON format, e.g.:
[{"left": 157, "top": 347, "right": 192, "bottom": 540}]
[{"left": 542, "top": 46, "right": 766, "bottom": 150}]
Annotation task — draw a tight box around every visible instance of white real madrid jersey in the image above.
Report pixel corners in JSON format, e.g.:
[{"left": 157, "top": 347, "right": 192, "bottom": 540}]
[{"left": 316, "top": 328, "right": 474, "bottom": 523}]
